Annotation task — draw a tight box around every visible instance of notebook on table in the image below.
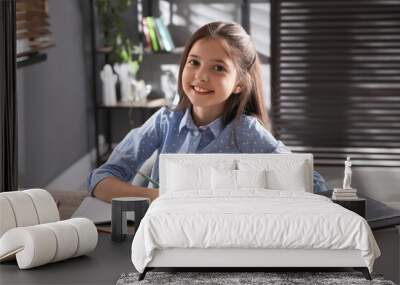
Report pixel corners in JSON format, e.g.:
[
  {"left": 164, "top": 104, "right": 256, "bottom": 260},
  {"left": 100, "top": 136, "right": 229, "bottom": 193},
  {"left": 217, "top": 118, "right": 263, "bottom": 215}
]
[{"left": 72, "top": 196, "right": 135, "bottom": 224}]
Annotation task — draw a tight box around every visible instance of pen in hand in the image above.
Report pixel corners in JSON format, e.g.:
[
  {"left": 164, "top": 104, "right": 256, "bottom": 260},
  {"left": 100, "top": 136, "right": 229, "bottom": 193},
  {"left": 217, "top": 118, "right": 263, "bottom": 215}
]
[{"left": 136, "top": 170, "right": 159, "bottom": 188}]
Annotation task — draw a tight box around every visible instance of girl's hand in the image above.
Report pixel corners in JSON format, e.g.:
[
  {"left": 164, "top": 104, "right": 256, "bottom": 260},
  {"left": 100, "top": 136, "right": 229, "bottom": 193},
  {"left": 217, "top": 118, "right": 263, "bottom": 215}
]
[
  {"left": 147, "top": 188, "right": 159, "bottom": 202},
  {"left": 93, "top": 177, "right": 160, "bottom": 204}
]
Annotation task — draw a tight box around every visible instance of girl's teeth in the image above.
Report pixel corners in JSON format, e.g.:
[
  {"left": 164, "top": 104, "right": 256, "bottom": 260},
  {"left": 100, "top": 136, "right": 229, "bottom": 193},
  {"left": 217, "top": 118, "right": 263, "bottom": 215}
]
[{"left": 194, "top": 86, "right": 210, "bottom": 92}]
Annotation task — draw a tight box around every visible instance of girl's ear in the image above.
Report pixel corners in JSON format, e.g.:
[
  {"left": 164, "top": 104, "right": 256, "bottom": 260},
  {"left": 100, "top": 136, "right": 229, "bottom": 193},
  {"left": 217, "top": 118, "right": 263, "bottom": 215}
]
[{"left": 234, "top": 85, "right": 242, "bottom": 94}]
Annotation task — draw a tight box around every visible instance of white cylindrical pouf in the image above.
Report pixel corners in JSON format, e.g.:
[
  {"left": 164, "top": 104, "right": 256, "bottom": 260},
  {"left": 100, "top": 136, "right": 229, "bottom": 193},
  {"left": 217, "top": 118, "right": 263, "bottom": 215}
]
[
  {"left": 0, "top": 196, "right": 17, "bottom": 237},
  {"left": 65, "top": 218, "right": 98, "bottom": 257},
  {"left": 0, "top": 226, "right": 57, "bottom": 269},
  {"left": 0, "top": 218, "right": 97, "bottom": 269},
  {"left": 24, "top": 189, "right": 59, "bottom": 223},
  {"left": 42, "top": 221, "right": 79, "bottom": 262},
  {"left": 1, "top": 192, "right": 39, "bottom": 227}
]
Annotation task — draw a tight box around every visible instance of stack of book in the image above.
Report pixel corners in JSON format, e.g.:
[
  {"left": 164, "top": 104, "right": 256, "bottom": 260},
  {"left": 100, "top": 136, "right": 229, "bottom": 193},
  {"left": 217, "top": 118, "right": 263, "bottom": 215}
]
[
  {"left": 332, "top": 188, "right": 358, "bottom": 200},
  {"left": 142, "top": 17, "right": 175, "bottom": 53}
]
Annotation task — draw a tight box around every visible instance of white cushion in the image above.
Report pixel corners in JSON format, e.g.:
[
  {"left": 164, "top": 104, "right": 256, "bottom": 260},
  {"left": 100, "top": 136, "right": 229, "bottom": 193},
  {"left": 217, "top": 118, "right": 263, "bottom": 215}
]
[
  {"left": 24, "top": 189, "right": 60, "bottom": 224},
  {"left": 64, "top": 218, "right": 98, "bottom": 257},
  {"left": 0, "top": 196, "right": 16, "bottom": 237},
  {"left": 212, "top": 168, "right": 236, "bottom": 190},
  {"left": 0, "top": 189, "right": 60, "bottom": 239},
  {"left": 164, "top": 158, "right": 235, "bottom": 193},
  {"left": 1, "top": 191, "right": 39, "bottom": 227},
  {"left": 211, "top": 169, "right": 268, "bottom": 191},
  {"left": 167, "top": 162, "right": 211, "bottom": 192},
  {"left": 42, "top": 222, "right": 79, "bottom": 262},
  {"left": 0, "top": 190, "right": 97, "bottom": 270},
  {"left": 267, "top": 164, "right": 307, "bottom": 192},
  {"left": 237, "top": 169, "right": 268, "bottom": 189},
  {"left": 238, "top": 157, "right": 312, "bottom": 192},
  {"left": 0, "top": 226, "right": 57, "bottom": 269},
  {"left": 0, "top": 218, "right": 97, "bottom": 269}
]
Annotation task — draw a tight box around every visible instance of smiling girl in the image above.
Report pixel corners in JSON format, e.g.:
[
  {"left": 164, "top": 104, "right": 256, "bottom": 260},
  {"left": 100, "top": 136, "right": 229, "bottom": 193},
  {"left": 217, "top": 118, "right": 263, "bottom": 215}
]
[{"left": 89, "top": 21, "right": 328, "bottom": 203}]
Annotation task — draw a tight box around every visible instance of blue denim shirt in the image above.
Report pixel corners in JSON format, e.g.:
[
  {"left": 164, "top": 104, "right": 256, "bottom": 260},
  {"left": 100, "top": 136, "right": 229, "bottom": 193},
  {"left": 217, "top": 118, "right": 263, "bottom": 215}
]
[{"left": 88, "top": 107, "right": 328, "bottom": 195}]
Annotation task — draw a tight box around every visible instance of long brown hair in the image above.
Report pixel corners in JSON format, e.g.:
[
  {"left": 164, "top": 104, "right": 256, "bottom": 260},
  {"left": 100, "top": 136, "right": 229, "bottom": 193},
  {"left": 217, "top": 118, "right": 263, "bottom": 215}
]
[{"left": 176, "top": 21, "right": 268, "bottom": 128}]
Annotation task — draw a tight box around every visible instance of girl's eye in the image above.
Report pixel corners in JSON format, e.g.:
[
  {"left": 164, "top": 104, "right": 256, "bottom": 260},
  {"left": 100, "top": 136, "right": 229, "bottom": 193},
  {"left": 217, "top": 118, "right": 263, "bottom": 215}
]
[
  {"left": 187, "top": 59, "right": 199, "bottom": 66},
  {"left": 213, "top": 65, "right": 225, "bottom": 72}
]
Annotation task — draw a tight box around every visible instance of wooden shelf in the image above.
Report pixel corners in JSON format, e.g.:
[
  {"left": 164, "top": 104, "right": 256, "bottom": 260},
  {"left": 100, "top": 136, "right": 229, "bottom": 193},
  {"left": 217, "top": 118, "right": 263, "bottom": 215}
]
[
  {"left": 96, "top": 46, "right": 113, "bottom": 54},
  {"left": 97, "top": 98, "right": 169, "bottom": 109},
  {"left": 143, "top": 46, "right": 184, "bottom": 55},
  {"left": 96, "top": 46, "right": 184, "bottom": 56}
]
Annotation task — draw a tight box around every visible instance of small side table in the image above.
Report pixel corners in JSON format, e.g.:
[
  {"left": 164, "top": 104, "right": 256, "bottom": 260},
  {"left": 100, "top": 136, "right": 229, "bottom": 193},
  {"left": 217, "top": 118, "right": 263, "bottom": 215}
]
[
  {"left": 332, "top": 198, "right": 366, "bottom": 218},
  {"left": 111, "top": 197, "right": 149, "bottom": 242}
]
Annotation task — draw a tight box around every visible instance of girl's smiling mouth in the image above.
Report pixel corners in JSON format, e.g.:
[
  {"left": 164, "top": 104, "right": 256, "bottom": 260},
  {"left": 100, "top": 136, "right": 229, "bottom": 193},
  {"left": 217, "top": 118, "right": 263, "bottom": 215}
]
[{"left": 192, "top": 85, "right": 214, "bottom": 95}]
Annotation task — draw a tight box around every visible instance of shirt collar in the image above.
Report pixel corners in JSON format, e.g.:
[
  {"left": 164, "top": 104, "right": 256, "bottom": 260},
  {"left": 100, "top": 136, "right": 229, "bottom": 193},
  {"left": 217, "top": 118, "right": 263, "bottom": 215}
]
[
  {"left": 179, "top": 107, "right": 223, "bottom": 138},
  {"left": 179, "top": 107, "right": 197, "bottom": 132}
]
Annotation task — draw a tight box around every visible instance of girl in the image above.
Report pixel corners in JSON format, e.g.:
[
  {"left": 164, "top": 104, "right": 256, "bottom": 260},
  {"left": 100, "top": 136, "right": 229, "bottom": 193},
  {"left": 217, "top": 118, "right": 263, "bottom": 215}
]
[{"left": 89, "top": 21, "right": 328, "bottom": 203}]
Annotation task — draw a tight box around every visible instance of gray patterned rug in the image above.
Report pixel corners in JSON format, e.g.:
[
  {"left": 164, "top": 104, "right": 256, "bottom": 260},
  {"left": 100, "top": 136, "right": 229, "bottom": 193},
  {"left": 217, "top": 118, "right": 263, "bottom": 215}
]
[{"left": 116, "top": 271, "right": 396, "bottom": 285}]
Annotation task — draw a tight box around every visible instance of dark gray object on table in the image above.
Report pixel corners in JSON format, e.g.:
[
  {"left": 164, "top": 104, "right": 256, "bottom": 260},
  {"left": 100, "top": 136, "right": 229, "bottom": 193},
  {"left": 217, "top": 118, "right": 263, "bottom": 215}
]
[
  {"left": 332, "top": 198, "right": 366, "bottom": 218},
  {"left": 318, "top": 190, "right": 400, "bottom": 230},
  {"left": 112, "top": 197, "right": 149, "bottom": 242}
]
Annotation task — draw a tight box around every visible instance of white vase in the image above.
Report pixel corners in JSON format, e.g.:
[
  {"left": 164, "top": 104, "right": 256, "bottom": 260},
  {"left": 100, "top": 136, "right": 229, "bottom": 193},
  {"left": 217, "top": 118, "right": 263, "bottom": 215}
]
[{"left": 100, "top": 64, "right": 117, "bottom": 106}]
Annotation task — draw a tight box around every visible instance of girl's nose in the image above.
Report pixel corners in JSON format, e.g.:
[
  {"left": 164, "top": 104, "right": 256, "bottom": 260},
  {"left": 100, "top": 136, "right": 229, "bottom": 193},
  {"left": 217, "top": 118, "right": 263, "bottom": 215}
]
[{"left": 195, "top": 67, "right": 209, "bottom": 82}]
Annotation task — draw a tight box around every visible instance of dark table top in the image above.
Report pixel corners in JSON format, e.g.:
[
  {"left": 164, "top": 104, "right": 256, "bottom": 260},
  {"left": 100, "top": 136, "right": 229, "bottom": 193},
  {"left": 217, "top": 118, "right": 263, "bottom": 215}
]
[
  {"left": 0, "top": 233, "right": 133, "bottom": 285},
  {"left": 319, "top": 190, "right": 400, "bottom": 230}
]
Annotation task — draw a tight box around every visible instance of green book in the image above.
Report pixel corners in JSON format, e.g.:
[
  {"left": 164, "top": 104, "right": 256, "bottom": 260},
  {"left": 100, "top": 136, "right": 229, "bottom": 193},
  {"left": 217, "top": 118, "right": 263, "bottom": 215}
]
[{"left": 145, "top": 16, "right": 159, "bottom": 52}]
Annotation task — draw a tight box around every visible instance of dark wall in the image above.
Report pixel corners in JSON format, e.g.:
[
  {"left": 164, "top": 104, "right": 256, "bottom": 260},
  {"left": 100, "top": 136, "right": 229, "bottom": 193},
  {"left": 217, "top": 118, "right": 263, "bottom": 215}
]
[{"left": 17, "top": 0, "right": 94, "bottom": 188}]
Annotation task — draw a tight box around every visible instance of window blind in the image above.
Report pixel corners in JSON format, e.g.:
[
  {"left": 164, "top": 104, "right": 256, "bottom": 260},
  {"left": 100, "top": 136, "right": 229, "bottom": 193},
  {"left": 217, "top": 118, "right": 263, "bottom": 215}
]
[
  {"left": 16, "top": 0, "right": 54, "bottom": 57},
  {"left": 271, "top": 0, "right": 400, "bottom": 167}
]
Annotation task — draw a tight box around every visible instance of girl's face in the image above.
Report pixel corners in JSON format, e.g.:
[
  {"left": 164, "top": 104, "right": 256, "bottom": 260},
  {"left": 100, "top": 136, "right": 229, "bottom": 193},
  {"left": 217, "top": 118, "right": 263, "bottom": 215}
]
[{"left": 182, "top": 38, "right": 241, "bottom": 120}]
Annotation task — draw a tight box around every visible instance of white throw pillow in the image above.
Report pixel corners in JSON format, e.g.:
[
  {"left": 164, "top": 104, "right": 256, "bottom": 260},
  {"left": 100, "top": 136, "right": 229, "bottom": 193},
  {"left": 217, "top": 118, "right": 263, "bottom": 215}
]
[
  {"left": 267, "top": 162, "right": 307, "bottom": 192},
  {"left": 237, "top": 169, "right": 268, "bottom": 189},
  {"left": 211, "top": 169, "right": 268, "bottom": 191},
  {"left": 167, "top": 162, "right": 211, "bottom": 192},
  {"left": 211, "top": 168, "right": 236, "bottom": 190},
  {"left": 238, "top": 158, "right": 310, "bottom": 192}
]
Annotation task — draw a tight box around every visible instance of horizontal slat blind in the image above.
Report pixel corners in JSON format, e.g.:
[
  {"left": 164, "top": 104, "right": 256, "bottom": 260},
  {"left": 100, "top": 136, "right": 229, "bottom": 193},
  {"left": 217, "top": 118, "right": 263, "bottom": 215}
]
[
  {"left": 271, "top": 0, "right": 400, "bottom": 167},
  {"left": 16, "top": 0, "right": 54, "bottom": 57}
]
